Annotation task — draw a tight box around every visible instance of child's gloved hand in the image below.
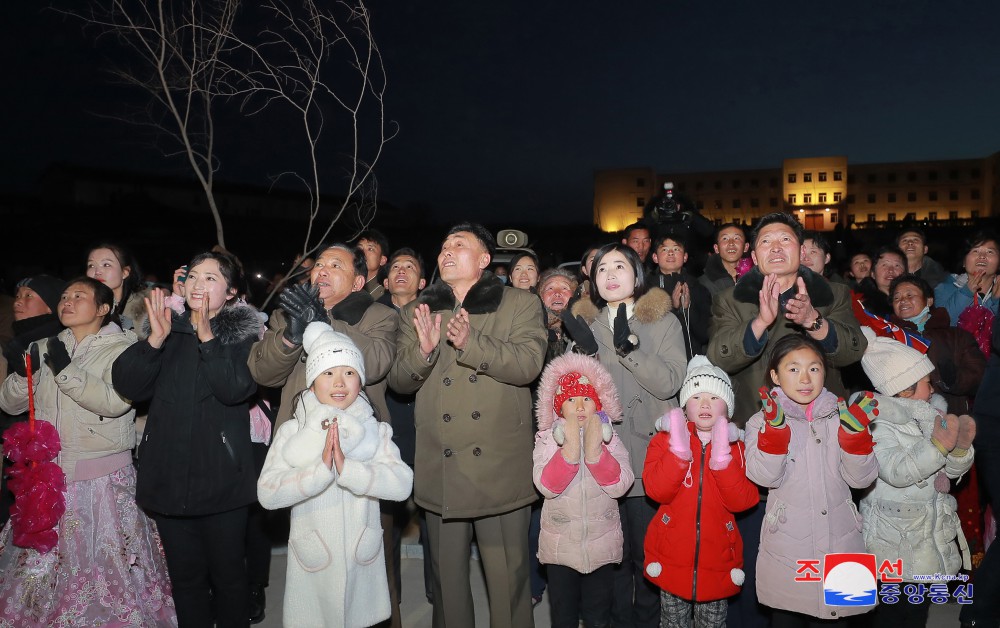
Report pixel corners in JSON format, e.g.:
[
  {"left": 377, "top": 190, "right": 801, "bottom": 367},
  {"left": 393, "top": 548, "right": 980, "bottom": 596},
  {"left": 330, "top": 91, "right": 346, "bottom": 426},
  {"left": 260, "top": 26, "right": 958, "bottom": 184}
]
[
  {"left": 709, "top": 416, "right": 733, "bottom": 470},
  {"left": 931, "top": 412, "right": 960, "bottom": 454},
  {"left": 561, "top": 423, "right": 581, "bottom": 464},
  {"left": 837, "top": 394, "right": 877, "bottom": 455},
  {"left": 756, "top": 387, "right": 791, "bottom": 455},
  {"left": 582, "top": 414, "right": 605, "bottom": 464},
  {"left": 666, "top": 407, "right": 691, "bottom": 461},
  {"left": 955, "top": 415, "right": 976, "bottom": 454}
]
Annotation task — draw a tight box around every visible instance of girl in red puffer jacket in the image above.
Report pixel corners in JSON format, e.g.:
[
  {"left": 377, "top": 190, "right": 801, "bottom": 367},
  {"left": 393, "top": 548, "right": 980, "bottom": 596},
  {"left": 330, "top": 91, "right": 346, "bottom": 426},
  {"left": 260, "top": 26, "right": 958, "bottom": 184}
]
[{"left": 643, "top": 355, "right": 759, "bottom": 628}]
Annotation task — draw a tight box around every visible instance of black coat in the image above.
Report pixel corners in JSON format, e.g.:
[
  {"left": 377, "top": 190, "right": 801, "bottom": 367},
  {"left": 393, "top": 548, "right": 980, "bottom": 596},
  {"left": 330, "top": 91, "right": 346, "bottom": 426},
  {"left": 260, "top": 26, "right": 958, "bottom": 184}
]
[
  {"left": 648, "top": 268, "right": 711, "bottom": 359},
  {"left": 112, "top": 305, "right": 261, "bottom": 516}
]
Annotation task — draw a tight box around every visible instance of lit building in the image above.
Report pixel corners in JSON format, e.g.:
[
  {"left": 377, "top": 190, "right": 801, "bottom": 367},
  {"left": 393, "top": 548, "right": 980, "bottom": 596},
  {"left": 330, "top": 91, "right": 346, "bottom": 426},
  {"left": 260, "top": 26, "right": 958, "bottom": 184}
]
[{"left": 594, "top": 152, "right": 999, "bottom": 232}]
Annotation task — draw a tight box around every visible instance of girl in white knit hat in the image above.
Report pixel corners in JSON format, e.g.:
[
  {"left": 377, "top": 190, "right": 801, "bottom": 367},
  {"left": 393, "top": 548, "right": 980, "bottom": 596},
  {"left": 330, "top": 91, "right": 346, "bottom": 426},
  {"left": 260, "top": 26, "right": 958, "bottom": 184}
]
[
  {"left": 643, "top": 355, "right": 758, "bottom": 628},
  {"left": 858, "top": 326, "right": 975, "bottom": 627},
  {"left": 257, "top": 322, "right": 412, "bottom": 628}
]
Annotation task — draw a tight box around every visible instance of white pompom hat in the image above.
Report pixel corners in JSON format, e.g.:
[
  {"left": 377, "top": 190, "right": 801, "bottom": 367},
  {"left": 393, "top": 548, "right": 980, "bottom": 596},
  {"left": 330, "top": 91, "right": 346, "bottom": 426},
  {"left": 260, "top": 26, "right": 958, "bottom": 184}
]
[{"left": 303, "top": 322, "right": 366, "bottom": 386}]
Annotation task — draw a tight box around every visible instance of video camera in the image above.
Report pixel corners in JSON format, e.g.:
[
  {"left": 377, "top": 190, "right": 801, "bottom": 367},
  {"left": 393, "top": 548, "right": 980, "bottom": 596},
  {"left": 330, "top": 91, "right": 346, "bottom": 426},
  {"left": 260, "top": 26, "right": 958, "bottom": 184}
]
[{"left": 644, "top": 182, "right": 714, "bottom": 239}]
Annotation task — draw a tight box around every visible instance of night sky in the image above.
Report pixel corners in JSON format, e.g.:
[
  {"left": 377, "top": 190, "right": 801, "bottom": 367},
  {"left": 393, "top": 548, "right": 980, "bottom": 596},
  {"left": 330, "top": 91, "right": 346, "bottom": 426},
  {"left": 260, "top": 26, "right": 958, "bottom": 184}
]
[{"left": 5, "top": 1, "right": 1000, "bottom": 225}]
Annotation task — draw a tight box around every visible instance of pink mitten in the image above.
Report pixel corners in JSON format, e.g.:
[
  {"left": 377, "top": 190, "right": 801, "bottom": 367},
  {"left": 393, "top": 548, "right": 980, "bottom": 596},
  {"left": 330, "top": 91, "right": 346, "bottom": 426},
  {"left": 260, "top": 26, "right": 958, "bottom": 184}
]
[
  {"left": 709, "top": 417, "right": 733, "bottom": 470},
  {"left": 667, "top": 408, "right": 691, "bottom": 461}
]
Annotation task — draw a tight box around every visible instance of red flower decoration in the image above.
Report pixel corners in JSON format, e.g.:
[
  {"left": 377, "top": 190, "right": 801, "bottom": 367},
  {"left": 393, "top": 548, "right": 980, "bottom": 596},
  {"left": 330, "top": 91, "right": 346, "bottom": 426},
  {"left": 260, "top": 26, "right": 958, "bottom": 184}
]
[
  {"left": 3, "top": 420, "right": 61, "bottom": 463},
  {"left": 735, "top": 257, "right": 755, "bottom": 279}
]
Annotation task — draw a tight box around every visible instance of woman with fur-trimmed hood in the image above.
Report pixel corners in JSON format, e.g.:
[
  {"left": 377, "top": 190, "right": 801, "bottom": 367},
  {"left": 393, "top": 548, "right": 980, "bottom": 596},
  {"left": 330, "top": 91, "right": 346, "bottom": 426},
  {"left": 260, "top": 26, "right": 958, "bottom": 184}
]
[
  {"left": 533, "top": 352, "right": 634, "bottom": 628},
  {"left": 560, "top": 242, "right": 688, "bottom": 625}
]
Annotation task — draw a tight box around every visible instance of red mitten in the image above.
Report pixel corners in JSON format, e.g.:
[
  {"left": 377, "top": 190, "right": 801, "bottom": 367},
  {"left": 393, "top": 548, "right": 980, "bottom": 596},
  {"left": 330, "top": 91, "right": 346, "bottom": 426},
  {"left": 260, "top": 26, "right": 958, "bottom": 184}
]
[
  {"left": 756, "top": 387, "right": 791, "bottom": 455},
  {"left": 837, "top": 396, "right": 875, "bottom": 455}
]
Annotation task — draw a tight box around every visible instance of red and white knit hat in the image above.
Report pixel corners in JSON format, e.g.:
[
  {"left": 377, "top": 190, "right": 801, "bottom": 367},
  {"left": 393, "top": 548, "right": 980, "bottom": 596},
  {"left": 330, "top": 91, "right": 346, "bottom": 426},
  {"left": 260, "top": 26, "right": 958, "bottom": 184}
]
[{"left": 553, "top": 372, "right": 603, "bottom": 414}]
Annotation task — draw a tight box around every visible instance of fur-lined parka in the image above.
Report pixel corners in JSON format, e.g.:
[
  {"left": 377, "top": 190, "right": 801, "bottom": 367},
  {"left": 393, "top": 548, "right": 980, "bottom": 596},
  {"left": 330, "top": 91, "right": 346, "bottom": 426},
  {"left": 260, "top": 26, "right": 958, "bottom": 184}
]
[
  {"left": 707, "top": 266, "right": 866, "bottom": 426},
  {"left": 113, "top": 303, "right": 264, "bottom": 516},
  {"left": 532, "top": 353, "right": 633, "bottom": 573},
  {"left": 389, "top": 271, "right": 547, "bottom": 519},
  {"left": 568, "top": 287, "right": 687, "bottom": 497}
]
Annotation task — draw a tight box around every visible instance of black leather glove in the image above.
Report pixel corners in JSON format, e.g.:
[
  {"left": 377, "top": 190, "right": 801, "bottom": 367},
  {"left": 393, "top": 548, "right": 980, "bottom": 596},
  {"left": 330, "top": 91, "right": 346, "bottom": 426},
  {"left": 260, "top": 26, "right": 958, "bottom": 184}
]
[
  {"left": 613, "top": 303, "right": 638, "bottom": 357},
  {"left": 279, "top": 284, "right": 327, "bottom": 346},
  {"left": 3, "top": 340, "right": 39, "bottom": 378},
  {"left": 44, "top": 337, "right": 71, "bottom": 375},
  {"left": 560, "top": 311, "right": 599, "bottom": 356}
]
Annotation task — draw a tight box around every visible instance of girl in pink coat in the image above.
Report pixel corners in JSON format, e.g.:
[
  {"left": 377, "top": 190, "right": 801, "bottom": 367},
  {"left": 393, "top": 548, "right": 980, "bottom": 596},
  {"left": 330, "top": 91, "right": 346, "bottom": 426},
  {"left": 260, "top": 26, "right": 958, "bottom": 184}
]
[{"left": 533, "top": 352, "right": 634, "bottom": 628}]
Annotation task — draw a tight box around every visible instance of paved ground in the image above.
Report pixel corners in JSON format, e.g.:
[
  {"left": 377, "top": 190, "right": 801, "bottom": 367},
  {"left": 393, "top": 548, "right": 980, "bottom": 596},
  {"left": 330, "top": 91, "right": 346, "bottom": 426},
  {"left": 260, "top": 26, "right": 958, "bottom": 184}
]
[{"left": 254, "top": 546, "right": 964, "bottom": 627}]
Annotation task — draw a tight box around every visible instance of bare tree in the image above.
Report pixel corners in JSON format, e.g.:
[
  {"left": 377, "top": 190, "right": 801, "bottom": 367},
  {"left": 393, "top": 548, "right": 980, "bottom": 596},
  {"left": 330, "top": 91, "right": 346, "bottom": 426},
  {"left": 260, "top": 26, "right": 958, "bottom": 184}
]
[
  {"left": 65, "top": 0, "right": 395, "bottom": 304},
  {"left": 67, "top": 0, "right": 238, "bottom": 248}
]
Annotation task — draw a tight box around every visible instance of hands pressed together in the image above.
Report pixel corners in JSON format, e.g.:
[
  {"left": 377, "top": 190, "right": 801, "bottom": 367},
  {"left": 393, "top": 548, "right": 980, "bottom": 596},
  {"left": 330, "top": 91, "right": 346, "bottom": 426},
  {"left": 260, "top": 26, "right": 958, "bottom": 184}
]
[
  {"left": 413, "top": 304, "right": 472, "bottom": 360},
  {"left": 754, "top": 275, "right": 822, "bottom": 335},
  {"left": 560, "top": 413, "right": 605, "bottom": 465}
]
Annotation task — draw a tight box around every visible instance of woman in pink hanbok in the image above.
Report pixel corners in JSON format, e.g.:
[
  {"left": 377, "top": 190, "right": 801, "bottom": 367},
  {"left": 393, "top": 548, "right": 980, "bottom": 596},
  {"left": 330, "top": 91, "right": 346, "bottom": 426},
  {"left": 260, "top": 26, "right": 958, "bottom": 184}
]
[{"left": 0, "top": 277, "right": 175, "bottom": 626}]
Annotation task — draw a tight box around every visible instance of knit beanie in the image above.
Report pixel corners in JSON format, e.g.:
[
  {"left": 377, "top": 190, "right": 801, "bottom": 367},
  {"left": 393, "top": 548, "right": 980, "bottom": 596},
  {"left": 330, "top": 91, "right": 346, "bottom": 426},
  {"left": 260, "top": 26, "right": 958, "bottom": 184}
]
[
  {"left": 679, "top": 355, "right": 735, "bottom": 417},
  {"left": 553, "top": 372, "right": 602, "bottom": 414},
  {"left": 16, "top": 275, "right": 66, "bottom": 314},
  {"left": 303, "top": 322, "right": 366, "bottom": 387},
  {"left": 860, "top": 326, "right": 934, "bottom": 396}
]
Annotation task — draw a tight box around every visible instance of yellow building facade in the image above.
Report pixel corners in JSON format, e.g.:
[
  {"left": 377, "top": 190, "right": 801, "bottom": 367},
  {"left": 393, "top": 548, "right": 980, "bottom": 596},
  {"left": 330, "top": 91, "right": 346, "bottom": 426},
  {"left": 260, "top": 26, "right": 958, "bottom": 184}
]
[{"left": 594, "top": 153, "right": 1000, "bottom": 233}]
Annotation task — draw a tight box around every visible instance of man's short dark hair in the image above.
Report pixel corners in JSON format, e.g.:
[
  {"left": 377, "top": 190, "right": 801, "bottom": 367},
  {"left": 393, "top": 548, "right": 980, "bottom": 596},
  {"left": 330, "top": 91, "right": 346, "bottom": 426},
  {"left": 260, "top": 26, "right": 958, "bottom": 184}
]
[
  {"left": 317, "top": 241, "right": 367, "bottom": 278},
  {"left": 387, "top": 247, "right": 425, "bottom": 279},
  {"left": 352, "top": 228, "right": 390, "bottom": 256},
  {"left": 653, "top": 232, "right": 688, "bottom": 253},
  {"left": 895, "top": 228, "right": 926, "bottom": 246},
  {"left": 446, "top": 222, "right": 496, "bottom": 258},
  {"left": 712, "top": 222, "right": 746, "bottom": 244},
  {"left": 622, "top": 221, "right": 652, "bottom": 240},
  {"left": 750, "top": 212, "right": 804, "bottom": 248},
  {"left": 802, "top": 230, "right": 831, "bottom": 256}
]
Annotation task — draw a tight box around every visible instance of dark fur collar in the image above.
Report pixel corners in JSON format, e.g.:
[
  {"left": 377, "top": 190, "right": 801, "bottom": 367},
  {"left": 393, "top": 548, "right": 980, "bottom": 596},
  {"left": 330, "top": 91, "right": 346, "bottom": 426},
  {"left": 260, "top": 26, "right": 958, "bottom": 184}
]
[
  {"left": 142, "top": 303, "right": 264, "bottom": 345},
  {"left": 854, "top": 277, "right": 893, "bottom": 318},
  {"left": 569, "top": 287, "right": 672, "bottom": 326},
  {"left": 330, "top": 290, "right": 374, "bottom": 326},
  {"left": 417, "top": 271, "right": 504, "bottom": 314},
  {"left": 733, "top": 266, "right": 834, "bottom": 307},
  {"left": 703, "top": 254, "right": 736, "bottom": 283}
]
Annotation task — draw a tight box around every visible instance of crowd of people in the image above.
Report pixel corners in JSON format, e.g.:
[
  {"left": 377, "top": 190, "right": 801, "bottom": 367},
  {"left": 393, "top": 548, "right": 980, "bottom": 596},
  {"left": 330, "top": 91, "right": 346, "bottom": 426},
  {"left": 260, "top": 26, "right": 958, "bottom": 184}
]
[{"left": 0, "top": 215, "right": 998, "bottom": 628}]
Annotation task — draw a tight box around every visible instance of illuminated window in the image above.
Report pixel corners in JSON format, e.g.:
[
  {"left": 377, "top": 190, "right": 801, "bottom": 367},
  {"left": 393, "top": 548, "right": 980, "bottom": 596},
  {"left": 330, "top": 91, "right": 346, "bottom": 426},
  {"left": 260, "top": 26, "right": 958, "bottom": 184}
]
[
  {"left": 929, "top": 211, "right": 937, "bottom": 220},
  {"left": 818, "top": 193, "right": 827, "bottom": 203},
  {"left": 888, "top": 213, "right": 896, "bottom": 221},
  {"left": 833, "top": 192, "right": 842, "bottom": 202},
  {"left": 830, "top": 211, "right": 839, "bottom": 223},
  {"left": 949, "top": 211, "right": 958, "bottom": 219},
  {"left": 907, "top": 192, "right": 916, "bottom": 202},
  {"left": 788, "top": 173, "right": 797, "bottom": 183},
  {"left": 834, "top": 171, "right": 843, "bottom": 181},
  {"left": 788, "top": 193, "right": 797, "bottom": 203},
  {"left": 868, "top": 213, "right": 876, "bottom": 222},
  {"left": 818, "top": 172, "right": 827, "bottom": 182},
  {"left": 803, "top": 173, "right": 813, "bottom": 183},
  {"left": 803, "top": 193, "right": 812, "bottom": 203}
]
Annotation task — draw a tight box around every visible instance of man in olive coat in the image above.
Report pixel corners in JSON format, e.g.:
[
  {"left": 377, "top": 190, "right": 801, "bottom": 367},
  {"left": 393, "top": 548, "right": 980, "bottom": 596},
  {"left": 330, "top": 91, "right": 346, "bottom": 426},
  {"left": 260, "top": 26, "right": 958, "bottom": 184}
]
[
  {"left": 706, "top": 212, "right": 866, "bottom": 628},
  {"left": 389, "top": 223, "right": 546, "bottom": 628}
]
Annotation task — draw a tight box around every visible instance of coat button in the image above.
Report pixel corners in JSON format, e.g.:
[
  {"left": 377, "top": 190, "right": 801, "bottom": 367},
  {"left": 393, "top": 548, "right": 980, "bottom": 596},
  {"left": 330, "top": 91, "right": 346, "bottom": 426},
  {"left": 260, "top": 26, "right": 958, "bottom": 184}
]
[
  {"left": 471, "top": 411, "right": 481, "bottom": 420},
  {"left": 479, "top": 362, "right": 489, "bottom": 371},
  {"left": 821, "top": 509, "right": 827, "bottom": 515},
  {"left": 443, "top": 377, "right": 452, "bottom": 386},
  {"left": 815, "top": 438, "right": 821, "bottom": 444},
  {"left": 443, "top": 448, "right": 453, "bottom": 457},
  {"left": 720, "top": 344, "right": 730, "bottom": 356},
  {"left": 410, "top": 373, "right": 420, "bottom": 381},
  {"left": 473, "top": 447, "right": 482, "bottom": 456},
  {"left": 469, "top": 374, "right": 478, "bottom": 383},
  {"left": 443, "top": 414, "right": 451, "bottom": 422}
]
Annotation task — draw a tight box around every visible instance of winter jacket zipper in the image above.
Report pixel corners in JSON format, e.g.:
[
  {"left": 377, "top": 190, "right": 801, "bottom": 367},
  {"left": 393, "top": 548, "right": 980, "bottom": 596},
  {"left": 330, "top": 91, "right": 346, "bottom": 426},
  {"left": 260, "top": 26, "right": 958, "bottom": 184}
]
[
  {"left": 691, "top": 442, "right": 707, "bottom": 601},
  {"left": 221, "top": 430, "right": 241, "bottom": 472}
]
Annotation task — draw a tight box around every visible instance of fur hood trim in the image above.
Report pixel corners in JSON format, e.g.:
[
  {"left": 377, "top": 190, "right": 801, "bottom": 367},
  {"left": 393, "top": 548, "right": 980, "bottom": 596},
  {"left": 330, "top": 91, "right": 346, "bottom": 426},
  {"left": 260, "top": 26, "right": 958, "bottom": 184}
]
[
  {"left": 569, "top": 287, "right": 672, "bottom": 326},
  {"left": 330, "top": 290, "right": 374, "bottom": 326},
  {"left": 417, "top": 271, "right": 504, "bottom": 314},
  {"left": 536, "top": 352, "right": 622, "bottom": 431},
  {"left": 284, "top": 389, "right": 379, "bottom": 468},
  {"left": 139, "top": 302, "right": 265, "bottom": 345},
  {"left": 733, "top": 266, "right": 834, "bottom": 308},
  {"left": 870, "top": 392, "right": 948, "bottom": 430}
]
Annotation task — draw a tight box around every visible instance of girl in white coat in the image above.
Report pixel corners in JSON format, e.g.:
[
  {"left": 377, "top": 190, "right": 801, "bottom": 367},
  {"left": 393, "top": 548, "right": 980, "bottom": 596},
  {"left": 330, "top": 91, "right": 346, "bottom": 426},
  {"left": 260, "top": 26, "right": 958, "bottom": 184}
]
[
  {"left": 858, "top": 327, "right": 975, "bottom": 626},
  {"left": 258, "top": 322, "right": 412, "bottom": 628}
]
